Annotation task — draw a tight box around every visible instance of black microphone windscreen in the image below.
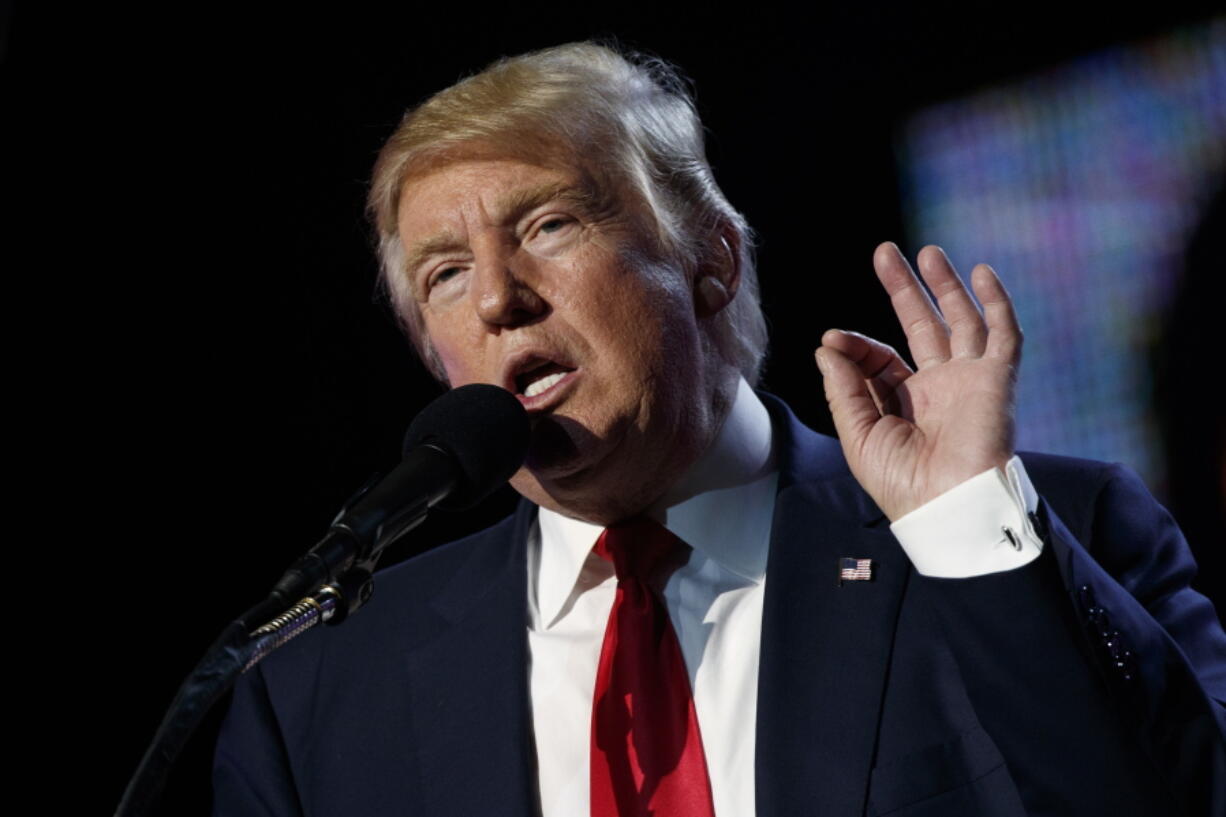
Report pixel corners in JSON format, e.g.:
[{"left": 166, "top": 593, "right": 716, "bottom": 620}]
[{"left": 402, "top": 384, "right": 530, "bottom": 510}]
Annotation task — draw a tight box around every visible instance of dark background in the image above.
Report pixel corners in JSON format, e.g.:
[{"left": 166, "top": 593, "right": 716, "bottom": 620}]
[{"left": 4, "top": 4, "right": 1221, "bottom": 813}]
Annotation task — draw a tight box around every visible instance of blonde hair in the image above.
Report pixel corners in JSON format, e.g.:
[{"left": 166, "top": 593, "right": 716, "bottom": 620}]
[{"left": 368, "top": 41, "right": 768, "bottom": 385}]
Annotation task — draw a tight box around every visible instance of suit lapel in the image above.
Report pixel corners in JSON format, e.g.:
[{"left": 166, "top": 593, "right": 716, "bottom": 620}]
[
  {"left": 401, "top": 500, "right": 540, "bottom": 817},
  {"left": 755, "top": 394, "right": 912, "bottom": 817},
  {"left": 391, "top": 394, "right": 910, "bottom": 816}
]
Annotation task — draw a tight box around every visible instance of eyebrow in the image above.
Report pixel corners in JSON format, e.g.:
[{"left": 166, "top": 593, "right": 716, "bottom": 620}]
[{"left": 400, "top": 180, "right": 605, "bottom": 277}]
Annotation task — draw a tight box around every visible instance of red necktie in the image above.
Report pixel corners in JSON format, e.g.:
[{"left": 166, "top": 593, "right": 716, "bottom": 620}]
[{"left": 590, "top": 517, "right": 717, "bottom": 817}]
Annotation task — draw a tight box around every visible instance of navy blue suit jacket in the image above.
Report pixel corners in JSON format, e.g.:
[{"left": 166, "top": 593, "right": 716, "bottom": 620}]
[{"left": 214, "top": 395, "right": 1226, "bottom": 816}]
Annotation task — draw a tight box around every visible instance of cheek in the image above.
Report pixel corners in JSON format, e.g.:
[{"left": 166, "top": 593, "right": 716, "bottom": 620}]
[
  {"left": 434, "top": 346, "right": 465, "bottom": 383},
  {"left": 422, "top": 319, "right": 478, "bottom": 385},
  {"left": 420, "top": 303, "right": 494, "bottom": 385},
  {"left": 432, "top": 341, "right": 483, "bottom": 386}
]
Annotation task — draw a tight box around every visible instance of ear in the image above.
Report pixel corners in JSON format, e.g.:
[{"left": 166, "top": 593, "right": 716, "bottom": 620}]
[{"left": 694, "top": 224, "right": 742, "bottom": 318}]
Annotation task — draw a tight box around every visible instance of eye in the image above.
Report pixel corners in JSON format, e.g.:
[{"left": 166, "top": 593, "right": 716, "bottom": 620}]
[
  {"left": 531, "top": 215, "right": 575, "bottom": 240},
  {"left": 425, "top": 265, "right": 465, "bottom": 294}
]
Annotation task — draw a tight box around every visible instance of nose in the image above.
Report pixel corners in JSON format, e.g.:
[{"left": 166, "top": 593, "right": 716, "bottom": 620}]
[{"left": 472, "top": 238, "right": 547, "bottom": 328}]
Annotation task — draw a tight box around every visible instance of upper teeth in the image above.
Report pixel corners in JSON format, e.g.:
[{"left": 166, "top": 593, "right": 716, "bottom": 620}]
[{"left": 524, "top": 371, "right": 566, "bottom": 398}]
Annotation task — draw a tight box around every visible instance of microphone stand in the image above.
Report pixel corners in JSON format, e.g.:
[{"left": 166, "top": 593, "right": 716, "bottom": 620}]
[
  {"left": 117, "top": 384, "right": 528, "bottom": 816},
  {"left": 116, "top": 480, "right": 407, "bottom": 817}
]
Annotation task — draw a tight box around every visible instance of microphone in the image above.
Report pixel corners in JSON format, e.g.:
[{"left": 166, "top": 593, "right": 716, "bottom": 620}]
[
  {"left": 401, "top": 382, "right": 532, "bottom": 511},
  {"left": 116, "top": 386, "right": 527, "bottom": 816},
  {"left": 267, "top": 384, "right": 529, "bottom": 611}
]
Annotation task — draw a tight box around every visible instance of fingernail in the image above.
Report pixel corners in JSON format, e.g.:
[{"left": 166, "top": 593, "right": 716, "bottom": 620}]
[{"left": 815, "top": 350, "right": 828, "bottom": 373}]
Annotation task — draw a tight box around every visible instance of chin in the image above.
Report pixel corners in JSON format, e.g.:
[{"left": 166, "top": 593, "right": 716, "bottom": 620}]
[
  {"left": 520, "top": 414, "right": 609, "bottom": 478},
  {"left": 511, "top": 414, "right": 628, "bottom": 506},
  {"left": 522, "top": 421, "right": 577, "bottom": 473}
]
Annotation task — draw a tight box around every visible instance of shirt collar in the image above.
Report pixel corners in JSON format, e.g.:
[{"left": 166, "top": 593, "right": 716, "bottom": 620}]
[{"left": 534, "top": 377, "right": 777, "bottom": 627}]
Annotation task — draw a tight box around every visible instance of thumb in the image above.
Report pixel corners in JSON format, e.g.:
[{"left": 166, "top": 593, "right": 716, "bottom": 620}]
[{"left": 816, "top": 345, "right": 880, "bottom": 457}]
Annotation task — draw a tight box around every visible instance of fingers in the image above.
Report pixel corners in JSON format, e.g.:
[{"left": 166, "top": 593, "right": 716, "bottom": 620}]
[
  {"left": 815, "top": 345, "right": 882, "bottom": 451},
  {"left": 875, "top": 242, "right": 1020, "bottom": 365},
  {"left": 973, "top": 263, "right": 1023, "bottom": 363},
  {"left": 874, "top": 242, "right": 950, "bottom": 369},
  {"left": 821, "top": 329, "right": 913, "bottom": 415},
  {"left": 916, "top": 246, "right": 986, "bottom": 359}
]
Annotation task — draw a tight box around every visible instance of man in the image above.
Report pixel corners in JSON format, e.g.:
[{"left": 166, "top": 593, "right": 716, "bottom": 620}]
[{"left": 214, "top": 43, "right": 1226, "bottom": 816}]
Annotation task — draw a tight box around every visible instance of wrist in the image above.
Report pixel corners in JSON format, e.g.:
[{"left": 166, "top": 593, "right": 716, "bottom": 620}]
[{"left": 890, "top": 456, "right": 1042, "bottom": 577}]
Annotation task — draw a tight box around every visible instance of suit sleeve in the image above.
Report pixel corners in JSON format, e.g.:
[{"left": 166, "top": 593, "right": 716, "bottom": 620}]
[
  {"left": 919, "top": 460, "right": 1226, "bottom": 816},
  {"left": 212, "top": 665, "right": 305, "bottom": 817},
  {"left": 1049, "top": 463, "right": 1226, "bottom": 810}
]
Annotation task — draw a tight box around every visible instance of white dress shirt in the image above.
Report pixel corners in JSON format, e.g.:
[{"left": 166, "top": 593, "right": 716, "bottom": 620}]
[{"left": 527, "top": 378, "right": 1043, "bottom": 816}]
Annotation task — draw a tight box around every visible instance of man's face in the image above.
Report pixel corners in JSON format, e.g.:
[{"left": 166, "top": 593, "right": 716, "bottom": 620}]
[{"left": 396, "top": 156, "right": 725, "bottom": 522}]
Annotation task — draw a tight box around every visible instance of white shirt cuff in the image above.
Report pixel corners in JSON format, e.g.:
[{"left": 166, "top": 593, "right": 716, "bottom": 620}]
[{"left": 889, "top": 456, "right": 1044, "bottom": 578}]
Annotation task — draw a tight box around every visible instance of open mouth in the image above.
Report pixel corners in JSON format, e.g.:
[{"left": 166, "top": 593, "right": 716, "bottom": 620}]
[{"left": 515, "top": 360, "right": 576, "bottom": 398}]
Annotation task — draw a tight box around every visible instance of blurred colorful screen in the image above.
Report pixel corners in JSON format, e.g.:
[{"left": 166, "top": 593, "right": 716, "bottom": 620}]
[{"left": 898, "top": 19, "right": 1225, "bottom": 490}]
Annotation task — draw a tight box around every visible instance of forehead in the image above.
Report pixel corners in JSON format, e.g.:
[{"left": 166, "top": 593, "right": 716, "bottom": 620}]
[{"left": 397, "top": 157, "right": 579, "bottom": 233}]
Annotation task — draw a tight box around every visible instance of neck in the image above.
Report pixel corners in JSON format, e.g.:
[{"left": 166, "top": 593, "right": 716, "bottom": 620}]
[{"left": 652, "top": 376, "right": 774, "bottom": 511}]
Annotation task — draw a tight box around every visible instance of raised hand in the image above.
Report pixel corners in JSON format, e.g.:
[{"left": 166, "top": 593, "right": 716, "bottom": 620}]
[{"left": 815, "top": 242, "right": 1022, "bottom": 521}]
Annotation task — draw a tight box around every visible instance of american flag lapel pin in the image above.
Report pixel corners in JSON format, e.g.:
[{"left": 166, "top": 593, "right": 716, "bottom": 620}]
[{"left": 838, "top": 557, "right": 875, "bottom": 585}]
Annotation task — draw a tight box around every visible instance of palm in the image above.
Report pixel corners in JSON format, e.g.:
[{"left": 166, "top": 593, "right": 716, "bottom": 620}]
[{"left": 817, "top": 244, "right": 1022, "bottom": 521}]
